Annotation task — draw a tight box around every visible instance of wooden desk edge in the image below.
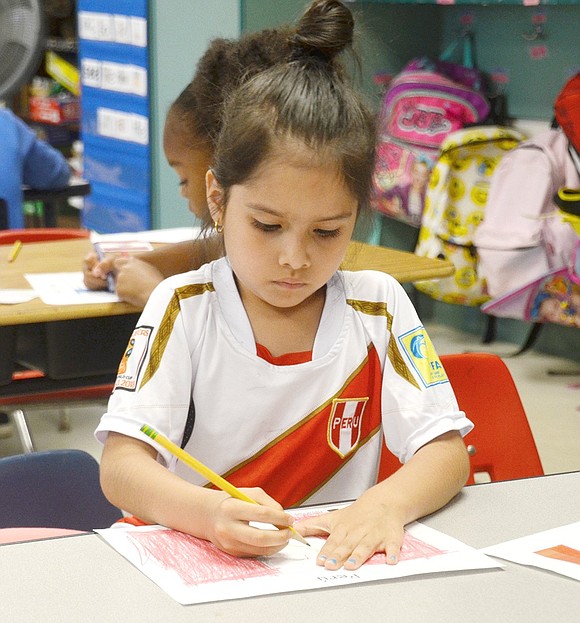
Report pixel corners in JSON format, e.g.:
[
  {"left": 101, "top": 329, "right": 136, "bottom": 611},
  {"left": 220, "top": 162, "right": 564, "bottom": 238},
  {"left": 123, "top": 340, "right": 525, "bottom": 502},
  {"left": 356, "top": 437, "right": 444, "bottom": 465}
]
[
  {"left": 392, "top": 265, "right": 455, "bottom": 282},
  {"left": 342, "top": 241, "right": 454, "bottom": 282},
  {"left": 0, "top": 302, "right": 140, "bottom": 326}
]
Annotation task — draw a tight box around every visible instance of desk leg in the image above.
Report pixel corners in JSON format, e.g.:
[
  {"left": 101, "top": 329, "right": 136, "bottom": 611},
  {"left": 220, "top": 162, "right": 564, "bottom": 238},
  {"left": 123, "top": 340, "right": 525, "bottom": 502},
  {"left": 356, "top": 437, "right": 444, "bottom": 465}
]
[{"left": 11, "top": 409, "right": 35, "bottom": 454}]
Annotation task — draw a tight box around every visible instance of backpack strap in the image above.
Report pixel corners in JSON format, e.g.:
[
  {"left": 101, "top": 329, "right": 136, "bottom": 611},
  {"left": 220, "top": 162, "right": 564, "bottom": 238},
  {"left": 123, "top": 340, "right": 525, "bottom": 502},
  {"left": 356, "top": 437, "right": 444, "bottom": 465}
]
[
  {"left": 440, "top": 32, "right": 474, "bottom": 69},
  {"left": 555, "top": 187, "right": 580, "bottom": 217}
]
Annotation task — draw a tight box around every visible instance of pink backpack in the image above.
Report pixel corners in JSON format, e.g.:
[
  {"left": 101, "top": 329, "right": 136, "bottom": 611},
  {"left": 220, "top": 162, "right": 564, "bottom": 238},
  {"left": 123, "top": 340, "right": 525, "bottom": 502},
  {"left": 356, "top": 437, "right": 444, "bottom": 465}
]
[
  {"left": 474, "top": 129, "right": 579, "bottom": 299},
  {"left": 372, "top": 57, "right": 490, "bottom": 227}
]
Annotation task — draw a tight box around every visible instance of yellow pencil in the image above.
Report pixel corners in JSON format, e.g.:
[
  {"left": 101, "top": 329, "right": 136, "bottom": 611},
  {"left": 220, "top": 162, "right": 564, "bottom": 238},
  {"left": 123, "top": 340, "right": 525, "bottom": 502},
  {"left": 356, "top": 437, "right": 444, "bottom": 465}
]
[
  {"left": 140, "top": 424, "right": 309, "bottom": 546},
  {"left": 8, "top": 240, "right": 22, "bottom": 263}
]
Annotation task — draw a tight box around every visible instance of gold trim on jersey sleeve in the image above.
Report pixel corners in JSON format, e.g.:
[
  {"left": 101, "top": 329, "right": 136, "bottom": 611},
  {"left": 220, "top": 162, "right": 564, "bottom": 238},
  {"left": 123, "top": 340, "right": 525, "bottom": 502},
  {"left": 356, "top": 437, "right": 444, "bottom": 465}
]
[
  {"left": 140, "top": 282, "right": 214, "bottom": 389},
  {"left": 346, "top": 298, "right": 420, "bottom": 390}
]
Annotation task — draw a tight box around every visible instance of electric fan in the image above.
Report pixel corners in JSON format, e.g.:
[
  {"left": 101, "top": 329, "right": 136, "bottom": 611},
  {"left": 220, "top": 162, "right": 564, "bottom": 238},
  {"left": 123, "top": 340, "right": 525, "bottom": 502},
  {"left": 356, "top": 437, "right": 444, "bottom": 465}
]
[{"left": 0, "top": 0, "right": 46, "bottom": 101}]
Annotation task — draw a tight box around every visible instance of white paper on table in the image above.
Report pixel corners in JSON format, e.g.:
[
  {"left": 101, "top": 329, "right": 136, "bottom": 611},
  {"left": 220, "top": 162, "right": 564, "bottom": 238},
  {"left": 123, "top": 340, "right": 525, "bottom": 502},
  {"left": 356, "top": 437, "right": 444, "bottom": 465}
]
[
  {"left": 25, "top": 272, "right": 120, "bottom": 305},
  {"left": 0, "top": 289, "right": 38, "bottom": 304},
  {"left": 482, "top": 521, "right": 580, "bottom": 581},
  {"left": 96, "top": 503, "right": 502, "bottom": 606},
  {"left": 90, "top": 227, "right": 202, "bottom": 244}
]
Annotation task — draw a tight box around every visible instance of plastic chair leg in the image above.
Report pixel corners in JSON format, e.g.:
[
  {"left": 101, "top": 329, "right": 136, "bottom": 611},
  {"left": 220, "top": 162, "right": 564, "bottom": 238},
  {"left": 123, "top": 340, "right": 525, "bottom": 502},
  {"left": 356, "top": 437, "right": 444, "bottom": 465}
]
[
  {"left": 10, "top": 409, "right": 35, "bottom": 454},
  {"left": 481, "top": 315, "right": 496, "bottom": 344},
  {"left": 510, "top": 322, "right": 543, "bottom": 357},
  {"left": 58, "top": 408, "right": 72, "bottom": 432}
]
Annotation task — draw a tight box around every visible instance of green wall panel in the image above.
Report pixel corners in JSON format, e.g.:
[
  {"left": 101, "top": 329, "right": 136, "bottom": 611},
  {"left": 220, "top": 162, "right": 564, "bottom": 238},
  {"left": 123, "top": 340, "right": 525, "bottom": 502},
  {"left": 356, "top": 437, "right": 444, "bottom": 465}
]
[
  {"left": 149, "top": 0, "right": 241, "bottom": 230},
  {"left": 441, "top": 6, "right": 580, "bottom": 120}
]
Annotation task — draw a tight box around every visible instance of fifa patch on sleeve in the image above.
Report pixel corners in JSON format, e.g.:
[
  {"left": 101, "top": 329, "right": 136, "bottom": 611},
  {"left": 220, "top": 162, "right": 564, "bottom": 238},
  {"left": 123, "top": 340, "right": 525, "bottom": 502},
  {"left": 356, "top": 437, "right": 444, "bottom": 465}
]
[
  {"left": 397, "top": 327, "right": 448, "bottom": 388},
  {"left": 114, "top": 325, "right": 153, "bottom": 392}
]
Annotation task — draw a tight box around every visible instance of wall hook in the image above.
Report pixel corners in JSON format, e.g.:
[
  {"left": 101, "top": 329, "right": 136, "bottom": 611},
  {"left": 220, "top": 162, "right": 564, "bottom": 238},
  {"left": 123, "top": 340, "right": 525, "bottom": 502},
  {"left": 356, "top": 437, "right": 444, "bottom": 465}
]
[{"left": 522, "top": 23, "right": 546, "bottom": 42}]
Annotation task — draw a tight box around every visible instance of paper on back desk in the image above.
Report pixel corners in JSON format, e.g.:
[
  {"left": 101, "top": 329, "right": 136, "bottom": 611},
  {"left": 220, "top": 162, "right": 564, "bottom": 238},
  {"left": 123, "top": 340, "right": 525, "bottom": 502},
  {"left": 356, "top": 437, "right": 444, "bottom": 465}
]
[
  {"left": 0, "top": 289, "right": 37, "bottom": 304},
  {"left": 25, "top": 272, "right": 120, "bottom": 305},
  {"left": 90, "top": 227, "right": 201, "bottom": 244}
]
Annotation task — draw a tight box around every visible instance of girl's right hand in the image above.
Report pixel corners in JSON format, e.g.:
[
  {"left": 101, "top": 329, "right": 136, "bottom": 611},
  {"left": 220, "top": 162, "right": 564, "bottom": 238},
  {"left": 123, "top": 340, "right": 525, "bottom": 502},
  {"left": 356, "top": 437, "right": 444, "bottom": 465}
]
[
  {"left": 207, "top": 487, "right": 295, "bottom": 558},
  {"left": 112, "top": 256, "right": 164, "bottom": 308},
  {"left": 82, "top": 252, "right": 164, "bottom": 307},
  {"left": 83, "top": 251, "right": 113, "bottom": 291}
]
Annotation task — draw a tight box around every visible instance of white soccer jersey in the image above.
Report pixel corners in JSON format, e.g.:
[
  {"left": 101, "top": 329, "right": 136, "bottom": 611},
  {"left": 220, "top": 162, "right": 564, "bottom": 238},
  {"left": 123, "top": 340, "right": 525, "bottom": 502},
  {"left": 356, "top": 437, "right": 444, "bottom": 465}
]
[{"left": 96, "top": 258, "right": 472, "bottom": 508}]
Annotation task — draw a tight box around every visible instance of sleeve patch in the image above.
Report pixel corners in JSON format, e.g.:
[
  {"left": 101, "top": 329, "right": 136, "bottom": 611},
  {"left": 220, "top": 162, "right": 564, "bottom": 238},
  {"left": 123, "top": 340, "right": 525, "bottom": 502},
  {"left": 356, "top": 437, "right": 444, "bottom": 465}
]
[
  {"left": 114, "top": 325, "right": 153, "bottom": 392},
  {"left": 397, "top": 327, "right": 448, "bottom": 388}
]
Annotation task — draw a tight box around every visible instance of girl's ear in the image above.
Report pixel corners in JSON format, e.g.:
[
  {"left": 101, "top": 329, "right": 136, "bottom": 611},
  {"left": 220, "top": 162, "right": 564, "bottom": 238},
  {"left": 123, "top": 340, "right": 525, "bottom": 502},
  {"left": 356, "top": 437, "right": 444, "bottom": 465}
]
[{"left": 206, "top": 169, "right": 225, "bottom": 226}]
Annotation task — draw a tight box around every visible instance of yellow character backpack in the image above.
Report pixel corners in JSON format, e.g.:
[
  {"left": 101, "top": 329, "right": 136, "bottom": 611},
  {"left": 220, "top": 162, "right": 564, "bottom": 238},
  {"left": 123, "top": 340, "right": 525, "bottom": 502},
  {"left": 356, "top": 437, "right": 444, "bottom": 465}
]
[{"left": 414, "top": 125, "right": 525, "bottom": 306}]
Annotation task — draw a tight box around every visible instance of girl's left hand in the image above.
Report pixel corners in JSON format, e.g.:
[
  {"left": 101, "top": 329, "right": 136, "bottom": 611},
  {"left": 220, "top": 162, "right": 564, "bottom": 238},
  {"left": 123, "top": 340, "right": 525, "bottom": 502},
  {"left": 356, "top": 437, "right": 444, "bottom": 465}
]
[
  {"left": 296, "top": 493, "right": 405, "bottom": 570},
  {"left": 296, "top": 431, "right": 469, "bottom": 571}
]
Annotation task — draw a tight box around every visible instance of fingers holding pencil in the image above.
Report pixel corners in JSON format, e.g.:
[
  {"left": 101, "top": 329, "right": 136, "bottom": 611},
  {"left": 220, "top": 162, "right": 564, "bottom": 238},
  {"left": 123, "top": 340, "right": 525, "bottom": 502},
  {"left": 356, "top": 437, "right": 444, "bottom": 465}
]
[
  {"left": 212, "top": 489, "right": 298, "bottom": 557},
  {"left": 140, "top": 424, "right": 310, "bottom": 551}
]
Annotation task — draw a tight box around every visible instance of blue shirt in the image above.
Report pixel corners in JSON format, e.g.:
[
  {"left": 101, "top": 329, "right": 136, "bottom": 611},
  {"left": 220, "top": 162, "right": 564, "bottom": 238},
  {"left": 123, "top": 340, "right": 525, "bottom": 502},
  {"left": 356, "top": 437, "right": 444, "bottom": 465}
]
[{"left": 0, "top": 109, "right": 71, "bottom": 228}]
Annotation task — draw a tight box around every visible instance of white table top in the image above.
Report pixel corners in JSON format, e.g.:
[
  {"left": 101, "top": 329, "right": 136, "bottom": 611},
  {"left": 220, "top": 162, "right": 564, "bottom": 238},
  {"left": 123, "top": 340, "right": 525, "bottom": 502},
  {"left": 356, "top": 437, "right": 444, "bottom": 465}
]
[{"left": 2, "top": 471, "right": 579, "bottom": 623}]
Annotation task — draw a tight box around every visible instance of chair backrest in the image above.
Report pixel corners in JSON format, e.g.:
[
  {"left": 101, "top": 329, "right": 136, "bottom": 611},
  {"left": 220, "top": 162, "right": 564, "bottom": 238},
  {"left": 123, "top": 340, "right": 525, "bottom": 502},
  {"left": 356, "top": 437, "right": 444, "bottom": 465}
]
[
  {"left": 0, "top": 227, "right": 89, "bottom": 244},
  {"left": 0, "top": 449, "right": 123, "bottom": 531},
  {"left": 440, "top": 352, "right": 544, "bottom": 484}
]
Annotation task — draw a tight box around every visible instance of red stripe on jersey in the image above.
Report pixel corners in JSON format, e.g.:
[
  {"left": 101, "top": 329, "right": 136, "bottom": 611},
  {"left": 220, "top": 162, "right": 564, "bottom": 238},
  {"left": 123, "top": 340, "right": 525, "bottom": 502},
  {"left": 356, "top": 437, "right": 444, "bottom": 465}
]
[
  {"left": 256, "top": 343, "right": 312, "bottom": 366},
  {"left": 219, "top": 345, "right": 384, "bottom": 508},
  {"left": 378, "top": 437, "right": 402, "bottom": 482}
]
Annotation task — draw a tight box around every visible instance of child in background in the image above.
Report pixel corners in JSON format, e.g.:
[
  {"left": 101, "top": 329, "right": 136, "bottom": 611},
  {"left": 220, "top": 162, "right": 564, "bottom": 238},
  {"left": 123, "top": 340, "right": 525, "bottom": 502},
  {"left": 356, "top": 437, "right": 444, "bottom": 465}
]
[
  {"left": 0, "top": 108, "right": 71, "bottom": 438},
  {"left": 83, "top": 28, "right": 292, "bottom": 307},
  {"left": 0, "top": 108, "right": 70, "bottom": 229},
  {"left": 97, "top": 0, "right": 472, "bottom": 571}
]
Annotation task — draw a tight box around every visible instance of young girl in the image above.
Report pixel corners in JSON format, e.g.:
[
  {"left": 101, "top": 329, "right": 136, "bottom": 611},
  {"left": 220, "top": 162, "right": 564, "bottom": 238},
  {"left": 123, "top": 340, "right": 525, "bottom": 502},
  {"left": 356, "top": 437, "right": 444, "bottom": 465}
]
[
  {"left": 97, "top": 0, "right": 472, "bottom": 571},
  {"left": 83, "top": 28, "right": 292, "bottom": 307}
]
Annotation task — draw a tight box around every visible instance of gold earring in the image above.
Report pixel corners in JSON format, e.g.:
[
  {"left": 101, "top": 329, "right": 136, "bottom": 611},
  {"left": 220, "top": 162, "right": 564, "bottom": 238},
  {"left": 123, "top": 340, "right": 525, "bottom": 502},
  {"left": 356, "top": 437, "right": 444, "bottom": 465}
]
[{"left": 214, "top": 221, "right": 224, "bottom": 234}]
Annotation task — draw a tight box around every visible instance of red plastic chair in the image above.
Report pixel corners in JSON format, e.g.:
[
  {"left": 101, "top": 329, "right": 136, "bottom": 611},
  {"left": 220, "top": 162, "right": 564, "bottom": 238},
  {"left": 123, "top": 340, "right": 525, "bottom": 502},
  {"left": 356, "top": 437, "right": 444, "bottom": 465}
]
[
  {"left": 0, "top": 228, "right": 115, "bottom": 453},
  {"left": 440, "top": 352, "right": 544, "bottom": 484},
  {"left": 377, "top": 352, "right": 544, "bottom": 485}
]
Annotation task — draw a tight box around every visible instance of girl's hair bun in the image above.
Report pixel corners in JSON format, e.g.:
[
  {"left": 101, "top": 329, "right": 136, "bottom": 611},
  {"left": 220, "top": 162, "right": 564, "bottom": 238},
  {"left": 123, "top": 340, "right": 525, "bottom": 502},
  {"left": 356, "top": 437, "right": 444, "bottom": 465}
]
[{"left": 290, "top": 0, "right": 354, "bottom": 64}]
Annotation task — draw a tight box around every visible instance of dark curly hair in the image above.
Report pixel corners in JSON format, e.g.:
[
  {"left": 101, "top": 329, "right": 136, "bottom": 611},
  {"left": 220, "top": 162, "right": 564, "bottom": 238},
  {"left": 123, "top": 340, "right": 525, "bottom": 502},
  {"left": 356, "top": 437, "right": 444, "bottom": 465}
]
[{"left": 168, "top": 27, "right": 293, "bottom": 150}]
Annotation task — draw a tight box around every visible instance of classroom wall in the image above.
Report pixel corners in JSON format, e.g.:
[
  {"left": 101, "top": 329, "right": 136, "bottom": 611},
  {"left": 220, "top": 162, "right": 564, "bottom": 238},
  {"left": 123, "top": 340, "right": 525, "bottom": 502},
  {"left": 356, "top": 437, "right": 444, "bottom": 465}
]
[
  {"left": 149, "top": 0, "right": 241, "bottom": 230},
  {"left": 243, "top": 1, "right": 442, "bottom": 112},
  {"left": 440, "top": 5, "right": 580, "bottom": 121}
]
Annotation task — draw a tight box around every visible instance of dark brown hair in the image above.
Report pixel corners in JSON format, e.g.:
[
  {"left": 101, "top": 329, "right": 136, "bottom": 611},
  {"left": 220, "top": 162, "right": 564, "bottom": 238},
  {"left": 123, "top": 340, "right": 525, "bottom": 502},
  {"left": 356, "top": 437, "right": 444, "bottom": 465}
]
[{"left": 212, "top": 0, "right": 376, "bottom": 217}]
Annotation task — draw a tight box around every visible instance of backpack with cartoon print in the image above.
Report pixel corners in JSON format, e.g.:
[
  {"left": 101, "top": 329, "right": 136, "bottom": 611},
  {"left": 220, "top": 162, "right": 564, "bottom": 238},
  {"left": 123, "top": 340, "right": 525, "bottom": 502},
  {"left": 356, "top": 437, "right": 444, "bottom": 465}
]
[
  {"left": 371, "top": 56, "right": 490, "bottom": 227},
  {"left": 414, "top": 126, "right": 526, "bottom": 306}
]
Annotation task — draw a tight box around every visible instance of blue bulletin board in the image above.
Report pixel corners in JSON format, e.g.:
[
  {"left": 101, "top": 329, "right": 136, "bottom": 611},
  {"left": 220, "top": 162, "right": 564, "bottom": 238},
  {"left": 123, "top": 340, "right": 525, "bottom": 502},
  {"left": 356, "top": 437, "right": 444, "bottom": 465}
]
[{"left": 77, "top": 0, "right": 150, "bottom": 232}]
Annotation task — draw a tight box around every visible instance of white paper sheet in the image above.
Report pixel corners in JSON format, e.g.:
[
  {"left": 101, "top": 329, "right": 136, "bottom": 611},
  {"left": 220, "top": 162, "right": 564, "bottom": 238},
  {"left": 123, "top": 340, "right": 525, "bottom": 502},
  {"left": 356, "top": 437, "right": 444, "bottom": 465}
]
[
  {"left": 0, "top": 289, "right": 38, "bottom": 304},
  {"left": 90, "top": 227, "right": 201, "bottom": 244},
  {"left": 96, "top": 503, "right": 501, "bottom": 605},
  {"left": 483, "top": 521, "right": 580, "bottom": 581},
  {"left": 25, "top": 272, "right": 120, "bottom": 305}
]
